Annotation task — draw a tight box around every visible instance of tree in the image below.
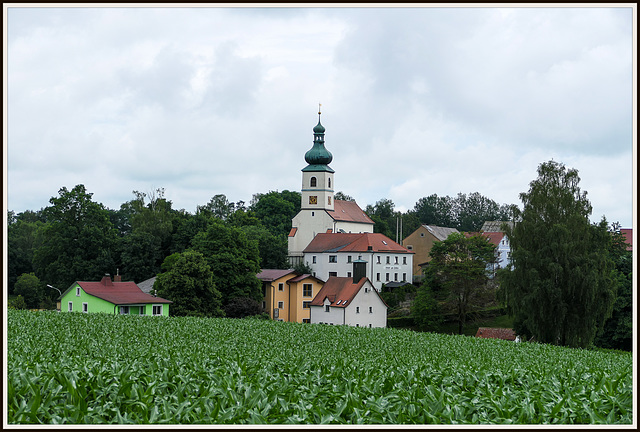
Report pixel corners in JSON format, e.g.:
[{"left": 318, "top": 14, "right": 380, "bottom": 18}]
[
  {"left": 453, "top": 192, "right": 510, "bottom": 232},
  {"left": 154, "top": 251, "right": 224, "bottom": 317},
  {"left": 118, "top": 231, "right": 162, "bottom": 283},
  {"left": 594, "top": 224, "right": 632, "bottom": 351},
  {"left": 250, "top": 190, "right": 300, "bottom": 239},
  {"left": 9, "top": 295, "right": 28, "bottom": 310},
  {"left": 190, "top": 219, "right": 262, "bottom": 304},
  {"left": 334, "top": 191, "right": 355, "bottom": 201},
  {"left": 33, "top": 185, "right": 117, "bottom": 290},
  {"left": 412, "top": 194, "right": 455, "bottom": 228},
  {"left": 240, "top": 225, "right": 289, "bottom": 270},
  {"left": 411, "top": 284, "right": 442, "bottom": 331},
  {"left": 422, "top": 232, "right": 498, "bottom": 334},
  {"left": 197, "top": 194, "right": 236, "bottom": 221},
  {"left": 13, "top": 273, "right": 43, "bottom": 309},
  {"left": 224, "top": 297, "right": 265, "bottom": 318},
  {"left": 293, "top": 261, "right": 313, "bottom": 275},
  {"left": 7, "top": 216, "right": 43, "bottom": 294},
  {"left": 365, "top": 198, "right": 399, "bottom": 240},
  {"left": 499, "top": 160, "right": 617, "bottom": 348}
]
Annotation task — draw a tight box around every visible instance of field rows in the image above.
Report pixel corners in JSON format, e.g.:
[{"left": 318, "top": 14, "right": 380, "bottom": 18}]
[{"left": 6, "top": 309, "right": 633, "bottom": 424}]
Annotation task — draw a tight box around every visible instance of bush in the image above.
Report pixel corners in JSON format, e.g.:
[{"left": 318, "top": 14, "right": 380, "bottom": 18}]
[{"left": 224, "top": 297, "right": 265, "bottom": 318}]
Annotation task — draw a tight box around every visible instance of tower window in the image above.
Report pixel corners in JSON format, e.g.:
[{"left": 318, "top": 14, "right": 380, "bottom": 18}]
[
  {"left": 310, "top": 177, "right": 317, "bottom": 187},
  {"left": 328, "top": 178, "right": 331, "bottom": 188}
]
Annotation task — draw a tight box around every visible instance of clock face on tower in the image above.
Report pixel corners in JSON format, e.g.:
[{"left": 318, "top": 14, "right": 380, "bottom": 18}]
[{"left": 309, "top": 196, "right": 318, "bottom": 205}]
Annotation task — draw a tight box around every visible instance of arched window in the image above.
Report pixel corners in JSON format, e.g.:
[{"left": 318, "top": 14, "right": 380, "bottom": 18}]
[
  {"left": 328, "top": 177, "right": 331, "bottom": 188},
  {"left": 310, "top": 177, "right": 317, "bottom": 187}
]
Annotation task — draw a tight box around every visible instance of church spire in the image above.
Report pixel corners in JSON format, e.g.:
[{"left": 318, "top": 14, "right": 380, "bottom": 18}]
[{"left": 304, "top": 104, "right": 333, "bottom": 170}]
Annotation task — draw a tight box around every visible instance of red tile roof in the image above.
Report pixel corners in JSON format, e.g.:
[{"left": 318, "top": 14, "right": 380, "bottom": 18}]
[
  {"left": 328, "top": 200, "right": 375, "bottom": 225},
  {"left": 303, "top": 233, "right": 413, "bottom": 254},
  {"left": 287, "top": 273, "right": 324, "bottom": 284},
  {"left": 256, "top": 269, "right": 297, "bottom": 282},
  {"left": 76, "top": 276, "right": 171, "bottom": 305},
  {"left": 288, "top": 227, "right": 298, "bottom": 237},
  {"left": 620, "top": 228, "right": 632, "bottom": 251},
  {"left": 475, "top": 327, "right": 516, "bottom": 341},
  {"left": 309, "top": 276, "right": 368, "bottom": 308}
]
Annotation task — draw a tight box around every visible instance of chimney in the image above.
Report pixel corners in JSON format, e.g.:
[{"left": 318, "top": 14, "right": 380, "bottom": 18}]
[
  {"left": 352, "top": 259, "right": 367, "bottom": 284},
  {"left": 114, "top": 268, "right": 121, "bottom": 282},
  {"left": 101, "top": 274, "right": 113, "bottom": 286}
]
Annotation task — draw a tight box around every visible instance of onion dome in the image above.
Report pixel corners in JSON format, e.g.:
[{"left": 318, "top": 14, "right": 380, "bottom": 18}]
[{"left": 304, "top": 111, "right": 333, "bottom": 169}]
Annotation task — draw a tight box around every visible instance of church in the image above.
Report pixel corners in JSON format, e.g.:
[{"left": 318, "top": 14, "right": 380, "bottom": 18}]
[
  {"left": 287, "top": 109, "right": 375, "bottom": 265},
  {"left": 287, "top": 109, "right": 413, "bottom": 290}
]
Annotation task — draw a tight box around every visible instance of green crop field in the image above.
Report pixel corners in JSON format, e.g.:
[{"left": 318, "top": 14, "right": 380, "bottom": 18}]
[{"left": 6, "top": 309, "right": 634, "bottom": 425}]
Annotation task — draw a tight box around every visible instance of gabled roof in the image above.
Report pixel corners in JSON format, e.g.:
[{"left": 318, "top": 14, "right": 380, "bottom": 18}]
[
  {"left": 481, "top": 221, "right": 514, "bottom": 232},
  {"left": 309, "top": 277, "right": 379, "bottom": 308},
  {"left": 475, "top": 327, "right": 516, "bottom": 341},
  {"left": 72, "top": 276, "right": 171, "bottom": 305},
  {"left": 421, "top": 225, "right": 459, "bottom": 241},
  {"left": 303, "top": 233, "right": 413, "bottom": 254},
  {"left": 256, "top": 269, "right": 297, "bottom": 282},
  {"left": 137, "top": 276, "right": 157, "bottom": 294},
  {"left": 328, "top": 200, "right": 375, "bottom": 225},
  {"left": 287, "top": 273, "right": 325, "bottom": 284},
  {"left": 465, "top": 231, "right": 504, "bottom": 247}
]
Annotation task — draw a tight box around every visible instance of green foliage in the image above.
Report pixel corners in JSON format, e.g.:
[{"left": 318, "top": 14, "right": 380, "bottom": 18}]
[
  {"left": 365, "top": 198, "right": 399, "bottom": 240},
  {"left": 250, "top": 190, "right": 301, "bottom": 239},
  {"left": 118, "top": 231, "right": 162, "bottom": 283},
  {"left": 32, "top": 185, "right": 118, "bottom": 290},
  {"left": 240, "top": 225, "right": 289, "bottom": 270},
  {"left": 7, "top": 218, "right": 43, "bottom": 294},
  {"left": 190, "top": 219, "right": 262, "bottom": 304},
  {"left": 421, "top": 232, "right": 498, "bottom": 334},
  {"left": 501, "top": 161, "right": 617, "bottom": 348},
  {"left": 224, "top": 297, "right": 265, "bottom": 318},
  {"left": 292, "top": 261, "right": 313, "bottom": 275},
  {"left": 8, "top": 295, "right": 28, "bottom": 310},
  {"left": 154, "top": 251, "right": 224, "bottom": 318},
  {"left": 7, "top": 309, "right": 633, "bottom": 424},
  {"left": 411, "top": 284, "right": 442, "bottom": 331},
  {"left": 13, "top": 273, "right": 43, "bottom": 309}
]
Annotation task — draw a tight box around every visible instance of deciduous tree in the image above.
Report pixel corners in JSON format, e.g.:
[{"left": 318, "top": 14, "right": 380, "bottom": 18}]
[{"left": 499, "top": 160, "right": 617, "bottom": 348}]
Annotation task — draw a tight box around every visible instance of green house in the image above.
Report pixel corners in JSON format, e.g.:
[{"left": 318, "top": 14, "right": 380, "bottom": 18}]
[{"left": 59, "top": 274, "right": 172, "bottom": 316}]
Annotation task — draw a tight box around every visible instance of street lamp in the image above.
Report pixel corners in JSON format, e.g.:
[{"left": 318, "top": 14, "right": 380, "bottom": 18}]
[{"left": 46, "top": 284, "right": 62, "bottom": 297}]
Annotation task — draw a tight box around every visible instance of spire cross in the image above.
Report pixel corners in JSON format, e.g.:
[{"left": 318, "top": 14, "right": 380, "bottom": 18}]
[{"left": 318, "top": 103, "right": 322, "bottom": 116}]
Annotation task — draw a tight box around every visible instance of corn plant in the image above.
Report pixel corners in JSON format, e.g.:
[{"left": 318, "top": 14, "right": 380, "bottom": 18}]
[{"left": 6, "top": 309, "right": 633, "bottom": 424}]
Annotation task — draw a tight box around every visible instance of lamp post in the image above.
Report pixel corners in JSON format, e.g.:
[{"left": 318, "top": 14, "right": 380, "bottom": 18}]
[{"left": 46, "top": 285, "right": 62, "bottom": 312}]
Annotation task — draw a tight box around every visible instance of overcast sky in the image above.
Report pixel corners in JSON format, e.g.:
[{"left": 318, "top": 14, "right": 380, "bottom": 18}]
[{"left": 4, "top": 5, "right": 635, "bottom": 228}]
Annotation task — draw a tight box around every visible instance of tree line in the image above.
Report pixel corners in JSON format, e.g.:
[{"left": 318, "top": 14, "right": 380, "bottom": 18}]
[{"left": 8, "top": 186, "right": 512, "bottom": 315}]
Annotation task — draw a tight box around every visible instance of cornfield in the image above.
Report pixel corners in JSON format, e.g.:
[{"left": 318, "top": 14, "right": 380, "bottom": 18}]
[{"left": 6, "top": 309, "right": 633, "bottom": 424}]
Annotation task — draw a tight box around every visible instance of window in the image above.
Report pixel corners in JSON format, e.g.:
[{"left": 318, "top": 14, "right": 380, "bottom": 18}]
[
  {"left": 386, "top": 273, "right": 390, "bottom": 281},
  {"left": 328, "top": 178, "right": 331, "bottom": 188},
  {"left": 369, "top": 307, "right": 373, "bottom": 314},
  {"left": 153, "top": 305, "right": 162, "bottom": 316},
  {"left": 278, "top": 283, "right": 284, "bottom": 291},
  {"left": 420, "top": 233, "right": 425, "bottom": 237},
  {"left": 303, "top": 319, "right": 310, "bottom": 323},
  {"left": 312, "top": 256, "right": 317, "bottom": 264},
  {"left": 356, "top": 307, "right": 360, "bottom": 313},
  {"left": 329, "top": 272, "right": 337, "bottom": 277},
  {"left": 68, "top": 302, "right": 73, "bottom": 312},
  {"left": 386, "top": 256, "right": 390, "bottom": 264},
  {"left": 347, "top": 255, "right": 352, "bottom": 263},
  {"left": 325, "top": 305, "right": 330, "bottom": 312},
  {"left": 403, "top": 273, "right": 407, "bottom": 281},
  {"left": 303, "top": 284, "right": 313, "bottom": 297},
  {"left": 395, "top": 256, "right": 399, "bottom": 264},
  {"left": 310, "top": 177, "right": 317, "bottom": 187},
  {"left": 303, "top": 301, "right": 311, "bottom": 309},
  {"left": 278, "top": 301, "right": 284, "bottom": 309},
  {"left": 262, "top": 301, "right": 266, "bottom": 309},
  {"left": 140, "top": 306, "right": 145, "bottom": 315},
  {"left": 394, "top": 273, "right": 398, "bottom": 281},
  {"left": 369, "top": 324, "right": 372, "bottom": 328},
  {"left": 376, "top": 256, "right": 381, "bottom": 264},
  {"left": 120, "top": 306, "right": 129, "bottom": 315},
  {"left": 347, "top": 272, "right": 352, "bottom": 278},
  {"left": 407, "top": 245, "right": 413, "bottom": 250},
  {"left": 82, "top": 303, "right": 88, "bottom": 313},
  {"left": 403, "top": 257, "right": 407, "bottom": 265},
  {"left": 329, "top": 255, "right": 337, "bottom": 263},
  {"left": 76, "top": 287, "right": 81, "bottom": 296},
  {"left": 376, "top": 273, "right": 381, "bottom": 281}
]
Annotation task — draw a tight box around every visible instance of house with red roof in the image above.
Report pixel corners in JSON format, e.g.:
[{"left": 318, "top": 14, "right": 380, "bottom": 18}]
[
  {"left": 303, "top": 232, "right": 413, "bottom": 291},
  {"left": 309, "top": 272, "right": 388, "bottom": 328},
  {"left": 257, "top": 269, "right": 325, "bottom": 323},
  {"left": 59, "top": 274, "right": 172, "bottom": 316},
  {"left": 287, "top": 112, "right": 375, "bottom": 265}
]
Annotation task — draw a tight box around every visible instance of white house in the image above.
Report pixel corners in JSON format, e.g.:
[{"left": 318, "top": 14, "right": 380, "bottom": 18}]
[
  {"left": 309, "top": 274, "right": 387, "bottom": 328},
  {"left": 288, "top": 111, "right": 374, "bottom": 265},
  {"left": 302, "top": 232, "right": 413, "bottom": 291}
]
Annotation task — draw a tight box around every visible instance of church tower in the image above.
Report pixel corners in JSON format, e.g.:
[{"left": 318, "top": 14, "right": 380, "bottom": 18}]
[{"left": 301, "top": 107, "right": 335, "bottom": 211}]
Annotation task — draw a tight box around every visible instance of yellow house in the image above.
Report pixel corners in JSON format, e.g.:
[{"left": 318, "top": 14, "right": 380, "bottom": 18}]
[
  {"left": 402, "top": 225, "right": 459, "bottom": 280},
  {"left": 257, "top": 269, "right": 324, "bottom": 323}
]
